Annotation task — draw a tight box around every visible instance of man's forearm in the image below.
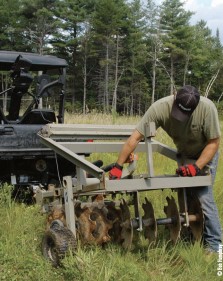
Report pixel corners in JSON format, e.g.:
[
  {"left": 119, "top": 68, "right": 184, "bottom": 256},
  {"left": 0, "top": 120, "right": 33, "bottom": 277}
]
[
  {"left": 116, "top": 142, "right": 136, "bottom": 166},
  {"left": 117, "top": 129, "right": 143, "bottom": 166},
  {"left": 195, "top": 138, "right": 220, "bottom": 169}
]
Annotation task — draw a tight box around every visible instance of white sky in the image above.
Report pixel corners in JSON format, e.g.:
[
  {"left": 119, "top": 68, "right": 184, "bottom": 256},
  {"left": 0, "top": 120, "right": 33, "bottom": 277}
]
[
  {"left": 153, "top": 0, "right": 223, "bottom": 43},
  {"left": 184, "top": 0, "right": 223, "bottom": 42}
]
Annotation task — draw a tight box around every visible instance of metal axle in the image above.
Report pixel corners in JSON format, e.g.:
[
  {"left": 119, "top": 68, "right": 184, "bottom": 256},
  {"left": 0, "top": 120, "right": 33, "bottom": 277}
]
[{"left": 132, "top": 214, "right": 200, "bottom": 229}]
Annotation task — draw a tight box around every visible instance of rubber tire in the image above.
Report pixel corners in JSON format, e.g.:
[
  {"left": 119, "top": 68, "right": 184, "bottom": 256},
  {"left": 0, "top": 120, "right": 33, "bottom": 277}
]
[{"left": 42, "top": 224, "right": 77, "bottom": 267}]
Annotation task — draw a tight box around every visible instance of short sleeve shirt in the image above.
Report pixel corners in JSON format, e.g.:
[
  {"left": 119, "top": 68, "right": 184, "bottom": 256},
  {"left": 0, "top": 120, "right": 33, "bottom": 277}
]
[{"left": 136, "top": 95, "right": 221, "bottom": 159}]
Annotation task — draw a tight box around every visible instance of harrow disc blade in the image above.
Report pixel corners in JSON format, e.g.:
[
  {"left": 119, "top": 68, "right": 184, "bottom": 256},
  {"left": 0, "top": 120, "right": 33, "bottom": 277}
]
[
  {"left": 120, "top": 199, "right": 133, "bottom": 250},
  {"left": 75, "top": 205, "right": 97, "bottom": 243},
  {"left": 142, "top": 197, "right": 157, "bottom": 244},
  {"left": 164, "top": 196, "right": 181, "bottom": 244},
  {"left": 106, "top": 203, "right": 122, "bottom": 243},
  {"left": 188, "top": 195, "right": 204, "bottom": 241},
  {"left": 90, "top": 207, "right": 113, "bottom": 244},
  {"left": 75, "top": 199, "right": 113, "bottom": 245}
]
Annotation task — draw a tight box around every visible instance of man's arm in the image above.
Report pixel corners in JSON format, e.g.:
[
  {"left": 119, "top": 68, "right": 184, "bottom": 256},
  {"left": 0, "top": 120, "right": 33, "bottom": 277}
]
[
  {"left": 109, "top": 129, "right": 144, "bottom": 180},
  {"left": 176, "top": 137, "right": 220, "bottom": 177},
  {"left": 195, "top": 137, "right": 220, "bottom": 170},
  {"left": 116, "top": 129, "right": 144, "bottom": 166}
]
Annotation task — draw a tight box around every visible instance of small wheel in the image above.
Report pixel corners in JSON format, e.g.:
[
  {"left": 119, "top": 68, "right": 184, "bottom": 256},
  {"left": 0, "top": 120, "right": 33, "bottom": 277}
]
[{"left": 42, "top": 223, "right": 77, "bottom": 267}]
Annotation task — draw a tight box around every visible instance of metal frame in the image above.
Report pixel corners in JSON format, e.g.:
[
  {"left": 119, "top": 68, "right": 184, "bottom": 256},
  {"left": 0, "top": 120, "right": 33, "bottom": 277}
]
[
  {"left": 38, "top": 122, "right": 211, "bottom": 238},
  {"left": 38, "top": 123, "right": 211, "bottom": 194}
]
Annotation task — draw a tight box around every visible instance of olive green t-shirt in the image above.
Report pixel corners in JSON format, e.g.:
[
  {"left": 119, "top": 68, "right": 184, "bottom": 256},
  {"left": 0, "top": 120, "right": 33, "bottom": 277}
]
[{"left": 136, "top": 95, "right": 221, "bottom": 159}]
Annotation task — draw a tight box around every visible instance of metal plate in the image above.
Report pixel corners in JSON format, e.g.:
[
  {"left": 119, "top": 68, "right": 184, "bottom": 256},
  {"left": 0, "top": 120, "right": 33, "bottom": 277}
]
[
  {"left": 142, "top": 197, "right": 157, "bottom": 244},
  {"left": 164, "top": 196, "right": 181, "bottom": 244}
]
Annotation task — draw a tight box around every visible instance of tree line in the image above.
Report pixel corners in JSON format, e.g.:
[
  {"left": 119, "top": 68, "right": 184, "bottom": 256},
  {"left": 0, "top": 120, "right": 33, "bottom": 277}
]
[{"left": 0, "top": 0, "right": 223, "bottom": 115}]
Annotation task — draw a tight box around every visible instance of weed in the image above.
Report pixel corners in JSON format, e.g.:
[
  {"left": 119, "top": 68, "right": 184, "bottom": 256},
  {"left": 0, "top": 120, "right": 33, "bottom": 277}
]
[{"left": 0, "top": 115, "right": 222, "bottom": 281}]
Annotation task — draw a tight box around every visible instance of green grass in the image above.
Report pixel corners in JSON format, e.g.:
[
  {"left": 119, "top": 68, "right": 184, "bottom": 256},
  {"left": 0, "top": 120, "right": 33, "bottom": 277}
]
[{"left": 0, "top": 114, "right": 222, "bottom": 281}]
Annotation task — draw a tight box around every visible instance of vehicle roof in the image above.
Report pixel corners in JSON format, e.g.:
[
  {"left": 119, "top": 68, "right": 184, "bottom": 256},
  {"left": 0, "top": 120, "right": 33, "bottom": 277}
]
[{"left": 0, "top": 51, "right": 68, "bottom": 71}]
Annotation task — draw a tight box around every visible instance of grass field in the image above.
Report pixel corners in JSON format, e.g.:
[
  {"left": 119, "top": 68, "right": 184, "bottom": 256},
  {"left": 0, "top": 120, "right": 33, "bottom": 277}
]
[{"left": 0, "top": 113, "right": 222, "bottom": 281}]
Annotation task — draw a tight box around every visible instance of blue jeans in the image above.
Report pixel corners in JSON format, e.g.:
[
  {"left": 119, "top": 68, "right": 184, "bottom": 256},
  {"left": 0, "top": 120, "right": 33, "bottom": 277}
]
[{"left": 187, "top": 152, "right": 222, "bottom": 251}]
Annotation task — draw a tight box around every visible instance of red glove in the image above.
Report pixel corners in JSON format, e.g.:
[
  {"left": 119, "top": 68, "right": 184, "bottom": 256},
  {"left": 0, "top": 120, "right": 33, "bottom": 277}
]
[
  {"left": 176, "top": 164, "right": 200, "bottom": 177},
  {"left": 109, "top": 163, "right": 123, "bottom": 180}
]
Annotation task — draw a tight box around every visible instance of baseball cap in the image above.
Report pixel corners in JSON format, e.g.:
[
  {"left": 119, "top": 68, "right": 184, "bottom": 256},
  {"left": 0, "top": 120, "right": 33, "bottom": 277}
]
[{"left": 171, "top": 85, "right": 200, "bottom": 122}]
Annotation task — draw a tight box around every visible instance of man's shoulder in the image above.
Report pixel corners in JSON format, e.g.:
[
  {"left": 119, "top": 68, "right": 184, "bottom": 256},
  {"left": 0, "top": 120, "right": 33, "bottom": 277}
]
[
  {"left": 153, "top": 95, "right": 174, "bottom": 107},
  {"left": 199, "top": 96, "right": 216, "bottom": 108},
  {"left": 196, "top": 96, "right": 219, "bottom": 123},
  {"left": 147, "top": 95, "right": 173, "bottom": 120}
]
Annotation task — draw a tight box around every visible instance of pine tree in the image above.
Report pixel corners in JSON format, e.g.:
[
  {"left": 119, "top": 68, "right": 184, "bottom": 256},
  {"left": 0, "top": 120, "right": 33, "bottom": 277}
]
[
  {"left": 144, "top": 0, "right": 162, "bottom": 104},
  {"left": 189, "top": 20, "right": 223, "bottom": 98},
  {"left": 159, "top": 0, "right": 193, "bottom": 94},
  {"left": 121, "top": 0, "right": 148, "bottom": 115},
  {"left": 51, "top": 0, "right": 95, "bottom": 111},
  {"left": 0, "top": 0, "right": 23, "bottom": 50},
  {"left": 91, "top": 0, "right": 129, "bottom": 113},
  {"left": 18, "top": 0, "right": 59, "bottom": 54}
]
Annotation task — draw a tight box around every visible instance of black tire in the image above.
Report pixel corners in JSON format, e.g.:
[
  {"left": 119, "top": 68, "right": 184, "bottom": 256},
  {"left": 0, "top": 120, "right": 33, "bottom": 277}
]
[{"left": 42, "top": 223, "right": 77, "bottom": 267}]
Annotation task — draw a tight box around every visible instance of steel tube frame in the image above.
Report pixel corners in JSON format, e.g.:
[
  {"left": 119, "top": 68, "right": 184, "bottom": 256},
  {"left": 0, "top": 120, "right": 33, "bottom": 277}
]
[
  {"left": 39, "top": 135, "right": 104, "bottom": 181},
  {"left": 38, "top": 123, "right": 212, "bottom": 193}
]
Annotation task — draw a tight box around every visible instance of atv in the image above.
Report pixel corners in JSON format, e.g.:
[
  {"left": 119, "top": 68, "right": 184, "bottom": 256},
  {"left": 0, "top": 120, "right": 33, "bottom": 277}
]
[{"left": 0, "top": 51, "right": 75, "bottom": 201}]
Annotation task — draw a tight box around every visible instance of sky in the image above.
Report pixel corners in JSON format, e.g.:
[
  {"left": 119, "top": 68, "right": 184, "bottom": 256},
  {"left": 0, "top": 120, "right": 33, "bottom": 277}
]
[
  {"left": 184, "top": 0, "right": 223, "bottom": 42},
  {"left": 154, "top": 0, "right": 223, "bottom": 43}
]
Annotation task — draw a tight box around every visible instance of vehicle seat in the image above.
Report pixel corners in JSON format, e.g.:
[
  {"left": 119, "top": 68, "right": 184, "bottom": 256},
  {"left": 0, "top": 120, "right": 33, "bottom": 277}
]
[
  {"left": 37, "top": 74, "right": 51, "bottom": 96},
  {"left": 19, "top": 109, "right": 56, "bottom": 124}
]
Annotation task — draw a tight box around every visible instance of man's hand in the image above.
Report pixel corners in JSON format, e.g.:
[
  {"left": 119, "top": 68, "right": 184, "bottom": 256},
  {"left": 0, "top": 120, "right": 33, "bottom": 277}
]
[
  {"left": 109, "top": 163, "right": 123, "bottom": 180},
  {"left": 125, "top": 152, "right": 139, "bottom": 163},
  {"left": 176, "top": 164, "right": 201, "bottom": 177}
]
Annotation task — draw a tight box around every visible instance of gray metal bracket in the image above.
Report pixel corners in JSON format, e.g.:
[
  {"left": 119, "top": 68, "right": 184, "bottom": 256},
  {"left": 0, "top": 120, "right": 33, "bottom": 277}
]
[{"left": 39, "top": 135, "right": 105, "bottom": 184}]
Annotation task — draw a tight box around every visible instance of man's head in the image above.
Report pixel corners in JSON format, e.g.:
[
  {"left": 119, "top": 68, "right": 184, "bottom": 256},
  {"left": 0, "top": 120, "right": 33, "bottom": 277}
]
[{"left": 171, "top": 85, "right": 200, "bottom": 122}]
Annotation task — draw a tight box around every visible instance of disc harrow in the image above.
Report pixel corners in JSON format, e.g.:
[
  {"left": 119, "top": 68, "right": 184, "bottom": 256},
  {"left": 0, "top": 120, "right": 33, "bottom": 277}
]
[
  {"left": 38, "top": 122, "right": 211, "bottom": 266},
  {"left": 74, "top": 197, "right": 134, "bottom": 249},
  {"left": 45, "top": 191, "right": 204, "bottom": 251},
  {"left": 42, "top": 186, "right": 205, "bottom": 268},
  {"left": 141, "top": 195, "right": 204, "bottom": 245}
]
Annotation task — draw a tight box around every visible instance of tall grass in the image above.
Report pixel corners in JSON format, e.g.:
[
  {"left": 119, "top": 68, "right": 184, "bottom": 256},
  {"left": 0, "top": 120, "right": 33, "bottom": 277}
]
[
  {"left": 0, "top": 114, "right": 222, "bottom": 281},
  {"left": 65, "top": 111, "right": 141, "bottom": 125}
]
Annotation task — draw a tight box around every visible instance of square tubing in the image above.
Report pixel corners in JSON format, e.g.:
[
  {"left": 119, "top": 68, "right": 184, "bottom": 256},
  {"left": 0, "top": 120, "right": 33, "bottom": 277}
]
[
  {"left": 178, "top": 188, "right": 189, "bottom": 227},
  {"left": 144, "top": 123, "right": 156, "bottom": 177},
  {"left": 39, "top": 135, "right": 104, "bottom": 181},
  {"left": 63, "top": 176, "right": 76, "bottom": 238}
]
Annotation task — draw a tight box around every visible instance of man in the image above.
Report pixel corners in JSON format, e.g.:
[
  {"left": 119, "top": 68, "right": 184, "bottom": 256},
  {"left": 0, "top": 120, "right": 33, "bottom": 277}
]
[{"left": 109, "top": 85, "right": 222, "bottom": 253}]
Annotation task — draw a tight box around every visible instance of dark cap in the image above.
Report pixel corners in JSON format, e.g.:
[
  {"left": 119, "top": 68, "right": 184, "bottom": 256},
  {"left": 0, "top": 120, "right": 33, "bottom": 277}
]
[{"left": 171, "top": 85, "right": 200, "bottom": 122}]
